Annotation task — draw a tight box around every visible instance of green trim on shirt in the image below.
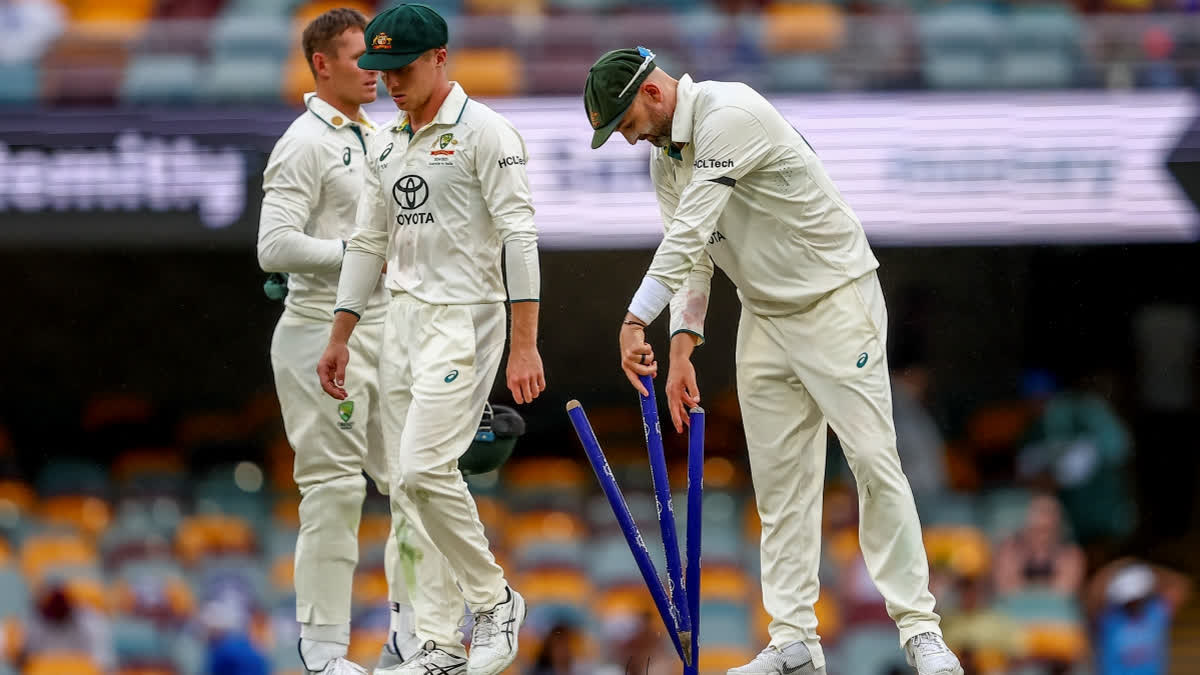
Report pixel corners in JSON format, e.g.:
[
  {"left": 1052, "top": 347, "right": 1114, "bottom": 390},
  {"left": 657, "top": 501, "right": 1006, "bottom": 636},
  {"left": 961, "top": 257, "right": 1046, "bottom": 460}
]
[
  {"left": 454, "top": 97, "right": 470, "bottom": 124},
  {"left": 333, "top": 308, "right": 361, "bottom": 319},
  {"left": 666, "top": 145, "right": 684, "bottom": 161},
  {"left": 348, "top": 125, "right": 366, "bottom": 153},
  {"left": 508, "top": 298, "right": 540, "bottom": 303},
  {"left": 671, "top": 328, "right": 704, "bottom": 343}
]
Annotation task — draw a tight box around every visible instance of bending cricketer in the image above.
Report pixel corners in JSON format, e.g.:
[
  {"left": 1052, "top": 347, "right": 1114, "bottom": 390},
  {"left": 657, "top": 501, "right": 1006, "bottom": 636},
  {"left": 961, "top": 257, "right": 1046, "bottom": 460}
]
[
  {"left": 257, "top": 9, "right": 455, "bottom": 673},
  {"left": 317, "top": 5, "right": 543, "bottom": 675},
  {"left": 584, "top": 47, "right": 965, "bottom": 675}
]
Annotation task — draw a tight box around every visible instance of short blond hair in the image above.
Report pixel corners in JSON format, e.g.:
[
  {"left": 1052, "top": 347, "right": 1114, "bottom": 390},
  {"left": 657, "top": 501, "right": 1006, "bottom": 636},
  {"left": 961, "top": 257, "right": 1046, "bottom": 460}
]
[{"left": 302, "top": 8, "right": 368, "bottom": 77}]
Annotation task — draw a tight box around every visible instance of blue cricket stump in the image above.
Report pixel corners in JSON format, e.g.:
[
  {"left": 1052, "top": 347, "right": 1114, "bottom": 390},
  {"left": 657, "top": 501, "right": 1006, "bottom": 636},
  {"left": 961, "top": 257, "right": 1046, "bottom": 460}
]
[
  {"left": 685, "top": 406, "right": 705, "bottom": 675},
  {"left": 567, "top": 399, "right": 687, "bottom": 664},
  {"left": 638, "top": 374, "right": 694, "bottom": 665}
]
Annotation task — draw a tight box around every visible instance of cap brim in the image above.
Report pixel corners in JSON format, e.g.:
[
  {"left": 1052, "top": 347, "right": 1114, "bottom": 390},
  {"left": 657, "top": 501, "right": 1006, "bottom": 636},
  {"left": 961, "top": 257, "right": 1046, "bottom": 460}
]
[
  {"left": 590, "top": 105, "right": 630, "bottom": 149},
  {"left": 358, "top": 51, "right": 424, "bottom": 71}
]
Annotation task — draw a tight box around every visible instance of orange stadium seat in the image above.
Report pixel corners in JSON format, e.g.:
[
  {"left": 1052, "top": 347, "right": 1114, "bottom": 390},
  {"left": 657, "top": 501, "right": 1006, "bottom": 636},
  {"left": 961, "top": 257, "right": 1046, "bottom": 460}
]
[
  {"left": 273, "top": 495, "right": 302, "bottom": 530},
  {"left": 81, "top": 393, "right": 152, "bottom": 432},
  {"left": 347, "top": 627, "right": 388, "bottom": 667},
  {"left": 111, "top": 449, "right": 185, "bottom": 484},
  {"left": 270, "top": 553, "right": 295, "bottom": 594},
  {"left": 465, "top": 0, "right": 544, "bottom": 14},
  {"left": 282, "top": 53, "right": 315, "bottom": 106},
  {"left": 40, "top": 496, "right": 112, "bottom": 540},
  {"left": 352, "top": 567, "right": 389, "bottom": 606},
  {"left": 22, "top": 652, "right": 103, "bottom": 675},
  {"left": 174, "top": 411, "right": 248, "bottom": 447},
  {"left": 3, "top": 616, "right": 24, "bottom": 663},
  {"left": 505, "top": 510, "right": 586, "bottom": 552},
  {"left": 763, "top": 2, "right": 846, "bottom": 54},
  {"left": 924, "top": 525, "right": 991, "bottom": 579},
  {"left": 20, "top": 534, "right": 97, "bottom": 585},
  {"left": 241, "top": 391, "right": 282, "bottom": 433},
  {"left": 595, "top": 585, "right": 656, "bottom": 621},
  {"left": 0, "top": 538, "right": 9, "bottom": 566},
  {"left": 448, "top": 48, "right": 522, "bottom": 98},
  {"left": 174, "top": 514, "right": 255, "bottom": 565},
  {"left": 359, "top": 513, "right": 392, "bottom": 550},
  {"left": 0, "top": 480, "right": 35, "bottom": 517},
  {"left": 62, "top": 576, "right": 109, "bottom": 614},
  {"left": 502, "top": 458, "right": 587, "bottom": 492},
  {"left": 699, "top": 646, "right": 758, "bottom": 673},
  {"left": 699, "top": 565, "right": 752, "bottom": 603},
  {"left": 743, "top": 498, "right": 761, "bottom": 542},
  {"left": 754, "top": 590, "right": 841, "bottom": 645},
  {"left": 293, "top": 0, "right": 374, "bottom": 29},
  {"left": 517, "top": 568, "right": 592, "bottom": 606},
  {"left": 473, "top": 495, "right": 508, "bottom": 539},
  {"left": 1023, "top": 622, "right": 1088, "bottom": 663}
]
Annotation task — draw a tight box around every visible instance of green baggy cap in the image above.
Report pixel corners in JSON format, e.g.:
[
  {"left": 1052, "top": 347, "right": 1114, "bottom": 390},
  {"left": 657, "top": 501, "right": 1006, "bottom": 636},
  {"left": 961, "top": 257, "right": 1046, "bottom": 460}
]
[
  {"left": 584, "top": 46, "right": 657, "bottom": 149},
  {"left": 358, "top": 3, "right": 448, "bottom": 71}
]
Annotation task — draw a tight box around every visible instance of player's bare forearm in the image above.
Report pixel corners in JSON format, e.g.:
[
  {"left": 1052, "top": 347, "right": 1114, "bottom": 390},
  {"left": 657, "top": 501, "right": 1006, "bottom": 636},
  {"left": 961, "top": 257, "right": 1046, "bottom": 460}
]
[
  {"left": 328, "top": 310, "right": 360, "bottom": 345},
  {"left": 507, "top": 301, "right": 545, "bottom": 403},
  {"left": 671, "top": 331, "right": 699, "bottom": 360},
  {"left": 509, "top": 300, "right": 539, "bottom": 352}
]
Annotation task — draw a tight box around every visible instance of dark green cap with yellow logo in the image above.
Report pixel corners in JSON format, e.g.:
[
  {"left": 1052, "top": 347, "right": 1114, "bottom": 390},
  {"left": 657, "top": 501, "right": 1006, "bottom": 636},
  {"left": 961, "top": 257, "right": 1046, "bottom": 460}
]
[
  {"left": 358, "top": 3, "right": 448, "bottom": 71},
  {"left": 584, "top": 46, "right": 657, "bottom": 149}
]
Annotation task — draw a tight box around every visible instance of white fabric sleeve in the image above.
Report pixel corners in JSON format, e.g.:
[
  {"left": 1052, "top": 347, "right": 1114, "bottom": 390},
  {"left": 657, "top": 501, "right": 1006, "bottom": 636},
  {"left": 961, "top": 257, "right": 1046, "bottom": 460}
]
[
  {"left": 334, "top": 145, "right": 390, "bottom": 318},
  {"left": 257, "top": 134, "right": 344, "bottom": 273},
  {"left": 650, "top": 152, "right": 713, "bottom": 343},
  {"left": 637, "top": 107, "right": 772, "bottom": 324},
  {"left": 474, "top": 115, "right": 540, "bottom": 302}
]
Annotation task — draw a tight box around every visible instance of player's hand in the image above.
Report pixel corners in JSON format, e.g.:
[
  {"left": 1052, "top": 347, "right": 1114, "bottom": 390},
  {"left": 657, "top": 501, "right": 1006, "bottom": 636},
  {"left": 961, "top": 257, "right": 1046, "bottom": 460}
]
[
  {"left": 317, "top": 341, "right": 351, "bottom": 400},
  {"left": 620, "top": 319, "right": 656, "bottom": 396},
  {"left": 666, "top": 357, "right": 700, "bottom": 434},
  {"left": 506, "top": 346, "right": 545, "bottom": 404}
]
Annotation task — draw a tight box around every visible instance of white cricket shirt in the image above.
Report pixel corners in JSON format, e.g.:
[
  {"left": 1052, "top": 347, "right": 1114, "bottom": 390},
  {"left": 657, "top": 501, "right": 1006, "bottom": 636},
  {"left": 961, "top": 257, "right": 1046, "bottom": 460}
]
[
  {"left": 636, "top": 75, "right": 880, "bottom": 335},
  {"left": 335, "top": 82, "right": 540, "bottom": 316},
  {"left": 257, "top": 93, "right": 389, "bottom": 323}
]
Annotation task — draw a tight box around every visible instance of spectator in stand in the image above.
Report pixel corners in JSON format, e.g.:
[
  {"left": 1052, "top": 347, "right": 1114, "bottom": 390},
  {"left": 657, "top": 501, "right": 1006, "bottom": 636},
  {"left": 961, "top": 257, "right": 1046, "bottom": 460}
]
[
  {"left": 528, "top": 622, "right": 585, "bottom": 675},
  {"left": 992, "top": 494, "right": 1085, "bottom": 596},
  {"left": 21, "top": 582, "right": 115, "bottom": 673},
  {"left": 201, "top": 593, "right": 269, "bottom": 675},
  {"left": 1088, "top": 559, "right": 1193, "bottom": 675}
]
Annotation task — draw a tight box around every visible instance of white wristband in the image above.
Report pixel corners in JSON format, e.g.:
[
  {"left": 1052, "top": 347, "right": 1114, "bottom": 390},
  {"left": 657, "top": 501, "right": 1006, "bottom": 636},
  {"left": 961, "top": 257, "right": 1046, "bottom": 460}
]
[{"left": 627, "top": 276, "right": 673, "bottom": 325}]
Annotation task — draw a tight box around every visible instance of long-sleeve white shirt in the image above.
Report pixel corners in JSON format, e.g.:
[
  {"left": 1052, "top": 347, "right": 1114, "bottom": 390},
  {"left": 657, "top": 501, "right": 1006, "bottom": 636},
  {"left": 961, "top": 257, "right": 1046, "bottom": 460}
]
[
  {"left": 335, "top": 82, "right": 540, "bottom": 317},
  {"left": 257, "top": 93, "right": 388, "bottom": 323},
  {"left": 634, "top": 75, "right": 880, "bottom": 334}
]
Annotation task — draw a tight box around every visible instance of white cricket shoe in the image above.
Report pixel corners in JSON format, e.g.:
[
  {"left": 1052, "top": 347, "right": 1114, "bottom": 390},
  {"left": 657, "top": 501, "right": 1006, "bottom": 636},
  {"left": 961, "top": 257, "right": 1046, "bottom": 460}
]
[
  {"left": 315, "top": 657, "right": 368, "bottom": 674},
  {"left": 466, "top": 587, "right": 526, "bottom": 675},
  {"left": 375, "top": 641, "right": 466, "bottom": 675},
  {"left": 728, "top": 642, "right": 822, "bottom": 675},
  {"left": 904, "top": 632, "right": 964, "bottom": 675}
]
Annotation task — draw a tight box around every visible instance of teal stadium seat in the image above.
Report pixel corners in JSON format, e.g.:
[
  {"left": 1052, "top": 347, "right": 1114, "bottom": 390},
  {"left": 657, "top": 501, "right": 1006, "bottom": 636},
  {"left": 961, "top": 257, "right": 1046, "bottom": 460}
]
[
  {"left": 697, "top": 601, "right": 752, "bottom": 649},
  {"left": 121, "top": 54, "right": 200, "bottom": 104},
  {"left": 916, "top": 492, "right": 980, "bottom": 527},
  {"left": 36, "top": 459, "right": 109, "bottom": 497},
  {"left": 1000, "top": 6, "right": 1080, "bottom": 88},
  {"left": 982, "top": 487, "right": 1033, "bottom": 541},
  {"left": 0, "top": 63, "right": 39, "bottom": 105},
  {"left": 112, "top": 615, "right": 171, "bottom": 664},
  {"left": 835, "top": 626, "right": 910, "bottom": 674},
  {"left": 209, "top": 14, "right": 291, "bottom": 58},
  {"left": 0, "top": 564, "right": 30, "bottom": 619},
  {"left": 918, "top": 7, "right": 1001, "bottom": 89},
  {"left": 768, "top": 55, "right": 832, "bottom": 92},
  {"left": 994, "top": 589, "right": 1083, "bottom": 623}
]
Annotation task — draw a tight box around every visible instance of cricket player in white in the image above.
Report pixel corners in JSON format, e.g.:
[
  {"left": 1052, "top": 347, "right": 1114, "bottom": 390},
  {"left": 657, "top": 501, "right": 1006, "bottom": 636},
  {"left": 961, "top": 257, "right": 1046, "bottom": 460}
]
[
  {"left": 317, "top": 5, "right": 543, "bottom": 675},
  {"left": 258, "top": 9, "right": 457, "bottom": 674},
  {"left": 585, "top": 48, "right": 965, "bottom": 675}
]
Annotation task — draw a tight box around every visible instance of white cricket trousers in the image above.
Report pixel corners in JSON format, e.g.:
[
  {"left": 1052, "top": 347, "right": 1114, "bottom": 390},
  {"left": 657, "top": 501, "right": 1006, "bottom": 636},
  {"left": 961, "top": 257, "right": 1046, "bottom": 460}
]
[
  {"left": 736, "top": 271, "right": 940, "bottom": 671},
  {"left": 271, "top": 314, "right": 407, "bottom": 644},
  {"left": 379, "top": 291, "right": 510, "bottom": 651}
]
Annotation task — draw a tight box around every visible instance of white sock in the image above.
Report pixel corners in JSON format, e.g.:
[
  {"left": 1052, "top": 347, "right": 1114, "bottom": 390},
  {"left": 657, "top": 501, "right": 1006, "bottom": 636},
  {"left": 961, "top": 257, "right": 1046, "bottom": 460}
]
[
  {"left": 299, "top": 624, "right": 350, "bottom": 671},
  {"left": 389, "top": 602, "right": 423, "bottom": 657}
]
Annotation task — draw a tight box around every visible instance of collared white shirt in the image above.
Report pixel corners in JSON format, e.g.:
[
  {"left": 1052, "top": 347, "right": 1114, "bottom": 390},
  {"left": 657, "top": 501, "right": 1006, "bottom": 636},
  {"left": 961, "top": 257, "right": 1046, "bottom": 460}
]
[
  {"left": 345, "top": 82, "right": 538, "bottom": 308},
  {"left": 257, "top": 92, "right": 388, "bottom": 323},
  {"left": 644, "top": 74, "right": 880, "bottom": 329}
]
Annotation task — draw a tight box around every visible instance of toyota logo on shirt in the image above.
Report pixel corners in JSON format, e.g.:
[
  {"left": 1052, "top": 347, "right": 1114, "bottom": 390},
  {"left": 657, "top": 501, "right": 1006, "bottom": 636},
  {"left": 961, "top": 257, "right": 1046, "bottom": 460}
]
[{"left": 393, "top": 175, "right": 429, "bottom": 210}]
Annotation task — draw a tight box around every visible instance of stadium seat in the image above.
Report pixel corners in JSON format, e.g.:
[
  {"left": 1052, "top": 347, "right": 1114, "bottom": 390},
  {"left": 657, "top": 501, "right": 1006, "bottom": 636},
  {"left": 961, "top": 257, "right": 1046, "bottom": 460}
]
[
  {"left": 35, "top": 460, "right": 109, "bottom": 499},
  {"left": 697, "top": 601, "right": 752, "bottom": 649},
  {"left": 20, "top": 534, "right": 98, "bottom": 585},
  {"left": 923, "top": 525, "right": 991, "bottom": 579},
  {"left": 21, "top": 652, "right": 104, "bottom": 675},
  {"left": 282, "top": 52, "right": 316, "bottom": 105},
  {"left": 753, "top": 589, "right": 842, "bottom": 646},
  {"left": 347, "top": 626, "right": 388, "bottom": 666},
  {"left": 0, "top": 564, "right": 30, "bottom": 619},
  {"left": 120, "top": 54, "right": 201, "bottom": 104},
  {"left": 0, "top": 64, "right": 40, "bottom": 105},
  {"left": 111, "top": 616, "right": 170, "bottom": 665},
  {"left": 503, "top": 458, "right": 588, "bottom": 493},
  {"left": 764, "top": 2, "right": 845, "bottom": 54},
  {"left": 698, "top": 646, "right": 758, "bottom": 673},
  {"left": 465, "top": 0, "right": 543, "bottom": 14},
  {"left": 175, "top": 514, "right": 255, "bottom": 566},
  {"left": 377, "top": 0, "right": 463, "bottom": 17},
  {"left": 112, "top": 560, "right": 195, "bottom": 620},
  {"left": 39, "top": 495, "right": 112, "bottom": 540},
  {"left": 358, "top": 512, "right": 391, "bottom": 552},
  {"left": 2, "top": 616, "right": 23, "bottom": 664},
  {"left": 918, "top": 6, "right": 1001, "bottom": 90},
  {"left": 698, "top": 565, "right": 752, "bottom": 604},
  {"left": 982, "top": 487, "right": 1033, "bottom": 541},
  {"left": 994, "top": 590, "right": 1083, "bottom": 623},
  {"left": 506, "top": 510, "right": 586, "bottom": 552},
  {"left": 767, "top": 55, "right": 831, "bottom": 92},
  {"left": 0, "top": 480, "right": 35, "bottom": 518},
  {"left": 208, "top": 13, "right": 292, "bottom": 58},
  {"left": 916, "top": 492, "right": 980, "bottom": 528},
  {"left": 838, "top": 626, "right": 909, "bottom": 674},
  {"left": 517, "top": 568, "right": 592, "bottom": 606},
  {"left": 351, "top": 566, "right": 388, "bottom": 606},
  {"left": 199, "top": 54, "right": 287, "bottom": 102},
  {"left": 515, "top": 539, "right": 586, "bottom": 570},
  {"left": 999, "top": 51, "right": 1074, "bottom": 89}
]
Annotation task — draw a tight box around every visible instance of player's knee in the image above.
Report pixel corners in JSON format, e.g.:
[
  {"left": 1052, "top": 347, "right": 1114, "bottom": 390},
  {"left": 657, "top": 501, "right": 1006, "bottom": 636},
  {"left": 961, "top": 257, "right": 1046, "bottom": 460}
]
[
  {"left": 298, "top": 473, "right": 367, "bottom": 517},
  {"left": 847, "top": 444, "right": 907, "bottom": 493},
  {"left": 394, "top": 464, "right": 453, "bottom": 498}
]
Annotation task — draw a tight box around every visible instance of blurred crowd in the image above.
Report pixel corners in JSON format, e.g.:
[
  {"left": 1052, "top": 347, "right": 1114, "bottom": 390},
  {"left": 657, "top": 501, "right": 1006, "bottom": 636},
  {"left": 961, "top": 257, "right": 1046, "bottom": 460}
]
[{"left": 2, "top": 0, "right": 1200, "bottom": 104}]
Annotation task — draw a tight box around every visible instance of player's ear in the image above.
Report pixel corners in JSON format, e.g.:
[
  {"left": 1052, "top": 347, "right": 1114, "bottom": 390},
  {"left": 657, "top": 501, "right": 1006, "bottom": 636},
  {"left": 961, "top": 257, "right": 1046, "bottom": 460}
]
[
  {"left": 311, "top": 52, "right": 328, "bottom": 80},
  {"left": 433, "top": 47, "right": 447, "bottom": 68},
  {"left": 641, "top": 82, "right": 662, "bottom": 103}
]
